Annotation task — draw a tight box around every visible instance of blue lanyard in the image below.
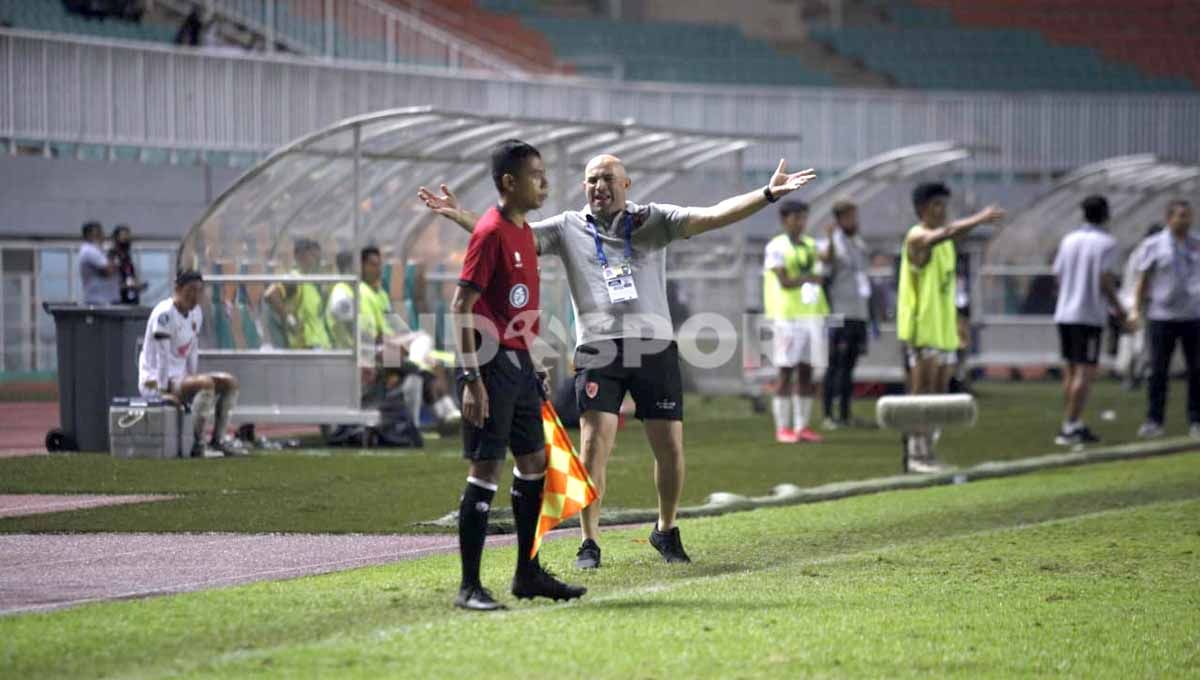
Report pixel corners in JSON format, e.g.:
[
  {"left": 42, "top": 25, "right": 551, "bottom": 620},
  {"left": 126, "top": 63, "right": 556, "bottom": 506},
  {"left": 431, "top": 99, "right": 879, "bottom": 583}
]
[{"left": 585, "top": 213, "right": 634, "bottom": 268}]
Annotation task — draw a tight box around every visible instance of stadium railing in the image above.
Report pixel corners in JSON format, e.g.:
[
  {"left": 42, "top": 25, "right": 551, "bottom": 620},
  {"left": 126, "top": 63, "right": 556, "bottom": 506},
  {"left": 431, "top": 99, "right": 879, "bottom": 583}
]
[{"left": 4, "top": 30, "right": 1200, "bottom": 177}]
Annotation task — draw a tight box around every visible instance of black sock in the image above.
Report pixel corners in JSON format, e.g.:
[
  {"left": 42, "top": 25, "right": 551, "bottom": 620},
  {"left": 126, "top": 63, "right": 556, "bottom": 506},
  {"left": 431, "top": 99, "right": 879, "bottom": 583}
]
[
  {"left": 458, "top": 481, "right": 495, "bottom": 589},
  {"left": 511, "top": 474, "right": 544, "bottom": 576}
]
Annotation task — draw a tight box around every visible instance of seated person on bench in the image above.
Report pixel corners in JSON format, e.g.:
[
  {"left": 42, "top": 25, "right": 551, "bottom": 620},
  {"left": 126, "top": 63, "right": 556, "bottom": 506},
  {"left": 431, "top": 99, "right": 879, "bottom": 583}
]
[
  {"left": 326, "top": 247, "right": 461, "bottom": 430},
  {"left": 138, "top": 270, "right": 242, "bottom": 457}
]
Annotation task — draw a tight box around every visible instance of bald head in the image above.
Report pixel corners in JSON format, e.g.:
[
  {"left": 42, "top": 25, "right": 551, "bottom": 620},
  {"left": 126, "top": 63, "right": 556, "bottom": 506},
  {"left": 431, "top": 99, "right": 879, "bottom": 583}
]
[{"left": 584, "top": 154, "right": 631, "bottom": 217}]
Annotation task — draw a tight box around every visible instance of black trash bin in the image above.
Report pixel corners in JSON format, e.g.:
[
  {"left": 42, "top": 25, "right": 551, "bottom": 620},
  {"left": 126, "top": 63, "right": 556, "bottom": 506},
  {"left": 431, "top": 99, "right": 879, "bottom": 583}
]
[{"left": 42, "top": 303, "right": 151, "bottom": 452}]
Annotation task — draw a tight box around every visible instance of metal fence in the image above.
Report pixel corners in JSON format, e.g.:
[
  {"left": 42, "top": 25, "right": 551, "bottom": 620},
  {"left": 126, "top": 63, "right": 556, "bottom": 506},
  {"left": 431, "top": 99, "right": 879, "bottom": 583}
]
[{"left": 4, "top": 30, "right": 1200, "bottom": 173}]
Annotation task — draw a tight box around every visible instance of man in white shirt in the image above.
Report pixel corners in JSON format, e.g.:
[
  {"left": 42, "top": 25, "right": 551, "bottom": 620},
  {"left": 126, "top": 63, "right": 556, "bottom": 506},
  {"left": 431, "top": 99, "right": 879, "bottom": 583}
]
[
  {"left": 138, "top": 270, "right": 242, "bottom": 457},
  {"left": 1130, "top": 200, "right": 1200, "bottom": 440},
  {"left": 1052, "top": 195, "right": 1127, "bottom": 447},
  {"left": 78, "top": 221, "right": 118, "bottom": 305}
]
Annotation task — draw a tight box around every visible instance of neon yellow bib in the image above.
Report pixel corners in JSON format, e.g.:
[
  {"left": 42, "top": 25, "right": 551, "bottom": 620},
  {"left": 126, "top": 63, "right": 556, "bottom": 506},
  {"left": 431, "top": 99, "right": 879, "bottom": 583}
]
[
  {"left": 287, "top": 269, "right": 331, "bottom": 349},
  {"left": 897, "top": 226, "right": 958, "bottom": 350},
  {"left": 763, "top": 233, "right": 829, "bottom": 320},
  {"left": 360, "top": 282, "right": 393, "bottom": 341}
]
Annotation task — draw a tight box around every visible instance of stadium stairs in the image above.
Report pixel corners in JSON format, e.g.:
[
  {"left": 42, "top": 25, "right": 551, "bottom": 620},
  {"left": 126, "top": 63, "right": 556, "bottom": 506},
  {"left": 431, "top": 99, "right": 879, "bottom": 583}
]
[
  {"left": 477, "top": 0, "right": 835, "bottom": 87},
  {"left": 913, "top": 0, "right": 1200, "bottom": 90},
  {"left": 807, "top": 0, "right": 1194, "bottom": 91}
]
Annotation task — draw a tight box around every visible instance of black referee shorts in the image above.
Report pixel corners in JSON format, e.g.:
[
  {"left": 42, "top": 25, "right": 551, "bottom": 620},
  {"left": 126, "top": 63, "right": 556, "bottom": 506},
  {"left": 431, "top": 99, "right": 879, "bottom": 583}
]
[
  {"left": 458, "top": 349, "right": 545, "bottom": 461},
  {"left": 574, "top": 339, "right": 683, "bottom": 421},
  {"left": 1058, "top": 323, "right": 1103, "bottom": 366}
]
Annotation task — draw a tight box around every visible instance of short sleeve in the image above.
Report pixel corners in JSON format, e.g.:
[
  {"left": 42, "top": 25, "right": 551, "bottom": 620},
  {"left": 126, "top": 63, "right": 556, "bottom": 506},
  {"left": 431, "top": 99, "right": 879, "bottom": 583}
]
[
  {"left": 763, "top": 240, "right": 787, "bottom": 271},
  {"left": 638, "top": 203, "right": 698, "bottom": 249},
  {"left": 1100, "top": 238, "right": 1120, "bottom": 276},
  {"left": 151, "top": 309, "right": 173, "bottom": 340},
  {"left": 79, "top": 245, "right": 107, "bottom": 271},
  {"left": 1052, "top": 242, "right": 1065, "bottom": 277},
  {"left": 1135, "top": 238, "right": 1159, "bottom": 274},
  {"left": 458, "top": 225, "right": 499, "bottom": 291},
  {"left": 531, "top": 214, "right": 564, "bottom": 257}
]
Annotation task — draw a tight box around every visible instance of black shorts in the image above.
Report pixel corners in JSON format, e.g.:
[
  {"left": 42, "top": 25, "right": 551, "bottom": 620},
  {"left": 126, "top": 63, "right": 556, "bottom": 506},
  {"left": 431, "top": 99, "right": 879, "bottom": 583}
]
[
  {"left": 458, "top": 349, "right": 545, "bottom": 461},
  {"left": 575, "top": 339, "right": 683, "bottom": 421},
  {"left": 1058, "top": 323, "right": 1103, "bottom": 365}
]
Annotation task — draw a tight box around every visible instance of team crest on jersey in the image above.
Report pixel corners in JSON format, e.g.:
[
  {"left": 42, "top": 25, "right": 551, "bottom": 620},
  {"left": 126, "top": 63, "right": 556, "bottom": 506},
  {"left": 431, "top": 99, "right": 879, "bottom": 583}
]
[
  {"left": 585, "top": 381, "right": 599, "bottom": 399},
  {"left": 157, "top": 314, "right": 169, "bottom": 326},
  {"left": 509, "top": 283, "right": 529, "bottom": 308},
  {"left": 513, "top": 251, "right": 523, "bottom": 268}
]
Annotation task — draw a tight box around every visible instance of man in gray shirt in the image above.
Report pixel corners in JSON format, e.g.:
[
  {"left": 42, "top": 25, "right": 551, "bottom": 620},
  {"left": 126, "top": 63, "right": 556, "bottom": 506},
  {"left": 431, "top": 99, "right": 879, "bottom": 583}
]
[
  {"left": 820, "top": 200, "right": 872, "bottom": 428},
  {"left": 1051, "top": 196, "right": 1126, "bottom": 447},
  {"left": 1130, "top": 200, "right": 1200, "bottom": 439},
  {"left": 78, "top": 221, "right": 118, "bottom": 305},
  {"left": 421, "top": 155, "right": 816, "bottom": 568}
]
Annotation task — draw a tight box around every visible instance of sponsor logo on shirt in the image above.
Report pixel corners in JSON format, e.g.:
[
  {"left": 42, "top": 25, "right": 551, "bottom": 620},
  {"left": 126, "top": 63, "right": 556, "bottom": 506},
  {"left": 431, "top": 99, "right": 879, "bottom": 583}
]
[{"left": 509, "top": 283, "right": 529, "bottom": 309}]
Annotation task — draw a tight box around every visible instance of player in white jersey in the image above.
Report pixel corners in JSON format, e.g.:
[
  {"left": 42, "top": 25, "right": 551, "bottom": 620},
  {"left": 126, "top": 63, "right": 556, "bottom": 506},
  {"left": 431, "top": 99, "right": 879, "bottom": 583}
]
[{"left": 138, "top": 270, "right": 241, "bottom": 457}]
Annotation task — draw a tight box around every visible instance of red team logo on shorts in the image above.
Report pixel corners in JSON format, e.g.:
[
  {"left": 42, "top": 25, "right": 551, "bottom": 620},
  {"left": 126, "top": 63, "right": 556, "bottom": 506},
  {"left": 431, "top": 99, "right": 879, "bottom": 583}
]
[{"left": 585, "top": 381, "right": 599, "bottom": 399}]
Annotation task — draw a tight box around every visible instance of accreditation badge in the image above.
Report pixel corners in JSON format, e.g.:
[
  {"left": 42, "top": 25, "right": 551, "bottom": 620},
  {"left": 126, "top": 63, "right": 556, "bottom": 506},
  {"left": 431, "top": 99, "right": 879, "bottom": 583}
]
[{"left": 603, "top": 261, "right": 638, "bottom": 303}]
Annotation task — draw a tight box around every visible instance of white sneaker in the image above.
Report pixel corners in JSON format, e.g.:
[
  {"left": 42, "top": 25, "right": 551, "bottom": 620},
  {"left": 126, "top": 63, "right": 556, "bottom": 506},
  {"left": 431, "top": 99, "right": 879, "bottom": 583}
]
[
  {"left": 907, "top": 457, "right": 951, "bottom": 474},
  {"left": 1138, "top": 422, "right": 1165, "bottom": 439}
]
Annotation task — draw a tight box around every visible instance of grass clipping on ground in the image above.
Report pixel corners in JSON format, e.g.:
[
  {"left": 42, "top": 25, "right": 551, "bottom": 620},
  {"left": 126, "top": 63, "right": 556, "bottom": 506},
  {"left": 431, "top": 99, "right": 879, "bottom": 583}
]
[{"left": 3, "top": 452, "right": 1199, "bottom": 679}]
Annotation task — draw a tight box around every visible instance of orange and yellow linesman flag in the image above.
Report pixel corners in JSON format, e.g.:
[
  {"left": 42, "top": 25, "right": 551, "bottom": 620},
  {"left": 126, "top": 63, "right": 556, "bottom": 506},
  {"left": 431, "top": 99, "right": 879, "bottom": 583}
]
[{"left": 531, "top": 400, "right": 599, "bottom": 559}]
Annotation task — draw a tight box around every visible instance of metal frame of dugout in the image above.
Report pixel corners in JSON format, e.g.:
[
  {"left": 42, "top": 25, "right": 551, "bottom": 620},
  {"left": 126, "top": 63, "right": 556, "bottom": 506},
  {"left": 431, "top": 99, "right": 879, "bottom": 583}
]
[{"left": 177, "top": 106, "right": 796, "bottom": 426}]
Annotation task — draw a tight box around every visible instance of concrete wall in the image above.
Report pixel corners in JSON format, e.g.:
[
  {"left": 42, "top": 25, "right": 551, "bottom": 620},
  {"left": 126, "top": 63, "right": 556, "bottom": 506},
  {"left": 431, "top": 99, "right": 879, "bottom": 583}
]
[{"left": 0, "top": 154, "right": 241, "bottom": 241}]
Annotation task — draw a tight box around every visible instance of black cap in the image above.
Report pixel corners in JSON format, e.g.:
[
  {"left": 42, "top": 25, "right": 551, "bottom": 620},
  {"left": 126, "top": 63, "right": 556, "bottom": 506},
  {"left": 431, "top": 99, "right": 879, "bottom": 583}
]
[{"left": 175, "top": 270, "right": 204, "bottom": 287}]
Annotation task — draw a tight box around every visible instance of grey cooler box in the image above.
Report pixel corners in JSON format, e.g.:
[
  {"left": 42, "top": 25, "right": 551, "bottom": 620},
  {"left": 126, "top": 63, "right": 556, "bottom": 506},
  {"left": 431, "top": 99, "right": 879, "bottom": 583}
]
[{"left": 109, "top": 398, "right": 194, "bottom": 459}]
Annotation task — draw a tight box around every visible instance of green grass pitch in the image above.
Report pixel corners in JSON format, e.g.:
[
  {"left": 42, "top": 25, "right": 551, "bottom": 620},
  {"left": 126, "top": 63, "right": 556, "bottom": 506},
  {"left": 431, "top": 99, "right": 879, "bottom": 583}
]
[
  {"left": 2, "top": 450, "right": 1198, "bottom": 678},
  {"left": 0, "top": 381, "right": 1191, "bottom": 534}
]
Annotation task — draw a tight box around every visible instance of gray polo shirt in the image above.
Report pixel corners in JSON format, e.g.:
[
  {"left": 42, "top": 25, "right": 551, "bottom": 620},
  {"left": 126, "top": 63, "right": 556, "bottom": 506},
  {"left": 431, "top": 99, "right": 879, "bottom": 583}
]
[
  {"left": 79, "top": 241, "right": 117, "bottom": 305},
  {"left": 1053, "top": 224, "right": 1118, "bottom": 327},
  {"left": 822, "top": 229, "right": 870, "bottom": 321},
  {"left": 532, "top": 200, "right": 697, "bottom": 346},
  {"left": 1136, "top": 229, "right": 1200, "bottom": 321}
]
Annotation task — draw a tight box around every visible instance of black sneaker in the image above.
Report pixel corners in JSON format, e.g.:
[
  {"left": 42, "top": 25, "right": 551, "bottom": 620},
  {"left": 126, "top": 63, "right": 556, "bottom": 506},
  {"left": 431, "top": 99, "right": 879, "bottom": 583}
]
[
  {"left": 1075, "top": 426, "right": 1101, "bottom": 444},
  {"left": 648, "top": 524, "right": 691, "bottom": 564},
  {"left": 574, "top": 539, "right": 601, "bottom": 570},
  {"left": 454, "top": 584, "right": 506, "bottom": 611},
  {"left": 511, "top": 565, "right": 587, "bottom": 602}
]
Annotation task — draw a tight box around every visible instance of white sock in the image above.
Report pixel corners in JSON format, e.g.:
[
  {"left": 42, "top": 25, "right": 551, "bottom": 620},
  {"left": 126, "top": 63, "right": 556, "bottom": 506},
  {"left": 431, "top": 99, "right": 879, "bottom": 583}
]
[
  {"left": 772, "top": 396, "right": 791, "bottom": 431},
  {"left": 1064, "top": 420, "right": 1082, "bottom": 433},
  {"left": 794, "top": 396, "right": 813, "bottom": 431}
]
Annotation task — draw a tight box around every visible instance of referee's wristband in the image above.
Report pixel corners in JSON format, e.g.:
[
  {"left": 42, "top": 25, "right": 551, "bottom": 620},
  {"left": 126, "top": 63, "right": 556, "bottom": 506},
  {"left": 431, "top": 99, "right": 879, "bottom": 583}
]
[{"left": 762, "top": 185, "right": 778, "bottom": 203}]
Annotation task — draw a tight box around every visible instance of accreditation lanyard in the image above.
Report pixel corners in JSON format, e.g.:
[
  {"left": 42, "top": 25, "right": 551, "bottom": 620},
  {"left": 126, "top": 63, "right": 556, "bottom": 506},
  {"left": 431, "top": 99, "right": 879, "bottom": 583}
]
[{"left": 586, "top": 212, "right": 639, "bottom": 303}]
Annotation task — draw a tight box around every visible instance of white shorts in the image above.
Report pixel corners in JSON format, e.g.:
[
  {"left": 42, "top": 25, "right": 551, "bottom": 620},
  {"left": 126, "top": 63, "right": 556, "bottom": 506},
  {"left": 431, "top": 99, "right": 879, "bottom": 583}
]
[
  {"left": 905, "top": 346, "right": 957, "bottom": 367},
  {"left": 772, "top": 319, "right": 826, "bottom": 369}
]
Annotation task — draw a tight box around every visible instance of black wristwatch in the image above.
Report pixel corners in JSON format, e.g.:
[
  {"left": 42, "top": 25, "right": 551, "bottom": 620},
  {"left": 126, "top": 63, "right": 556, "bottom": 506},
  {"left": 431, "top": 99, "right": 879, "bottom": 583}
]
[
  {"left": 763, "top": 185, "right": 778, "bottom": 203},
  {"left": 462, "top": 369, "right": 480, "bottom": 383}
]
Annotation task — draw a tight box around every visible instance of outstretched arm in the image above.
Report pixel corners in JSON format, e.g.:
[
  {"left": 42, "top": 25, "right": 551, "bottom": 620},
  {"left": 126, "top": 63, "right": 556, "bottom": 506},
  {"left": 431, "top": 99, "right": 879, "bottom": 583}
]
[
  {"left": 907, "top": 205, "right": 1005, "bottom": 267},
  {"left": 417, "top": 184, "right": 478, "bottom": 233},
  {"left": 681, "top": 160, "right": 817, "bottom": 238}
]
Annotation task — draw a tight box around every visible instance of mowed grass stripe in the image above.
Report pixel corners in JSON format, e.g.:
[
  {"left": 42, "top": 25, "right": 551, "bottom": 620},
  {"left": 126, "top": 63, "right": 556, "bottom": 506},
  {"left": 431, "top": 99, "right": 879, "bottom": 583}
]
[
  {"left": 1, "top": 383, "right": 1189, "bottom": 535},
  {"left": 201, "top": 498, "right": 1198, "bottom": 680},
  {"left": 198, "top": 497, "right": 1199, "bottom": 676},
  {"left": 3, "top": 452, "right": 1199, "bottom": 679}
]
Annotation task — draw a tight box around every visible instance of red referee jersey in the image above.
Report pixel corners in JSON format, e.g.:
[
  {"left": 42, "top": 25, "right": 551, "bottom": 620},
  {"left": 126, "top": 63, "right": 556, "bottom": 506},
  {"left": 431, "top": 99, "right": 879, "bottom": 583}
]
[{"left": 457, "top": 206, "right": 540, "bottom": 351}]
